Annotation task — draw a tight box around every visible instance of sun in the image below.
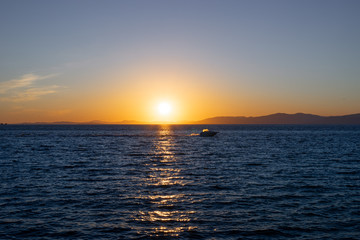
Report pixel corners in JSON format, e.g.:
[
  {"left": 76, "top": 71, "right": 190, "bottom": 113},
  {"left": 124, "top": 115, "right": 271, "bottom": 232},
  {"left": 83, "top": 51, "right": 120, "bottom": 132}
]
[{"left": 157, "top": 102, "right": 172, "bottom": 115}]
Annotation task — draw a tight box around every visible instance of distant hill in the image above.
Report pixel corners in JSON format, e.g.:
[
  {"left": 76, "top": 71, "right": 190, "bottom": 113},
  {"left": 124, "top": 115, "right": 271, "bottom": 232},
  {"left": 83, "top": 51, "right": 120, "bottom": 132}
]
[
  {"left": 192, "top": 113, "right": 360, "bottom": 125},
  {"left": 13, "top": 113, "right": 360, "bottom": 125}
]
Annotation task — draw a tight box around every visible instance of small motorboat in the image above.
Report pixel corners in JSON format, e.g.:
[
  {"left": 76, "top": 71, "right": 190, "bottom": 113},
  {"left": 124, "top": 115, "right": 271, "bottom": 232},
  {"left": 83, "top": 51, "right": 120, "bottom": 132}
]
[{"left": 200, "top": 129, "right": 218, "bottom": 137}]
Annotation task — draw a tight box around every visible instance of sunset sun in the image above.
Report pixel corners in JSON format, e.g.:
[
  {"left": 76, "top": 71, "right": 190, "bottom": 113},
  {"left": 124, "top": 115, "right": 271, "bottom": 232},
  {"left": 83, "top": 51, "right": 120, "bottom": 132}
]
[{"left": 157, "top": 102, "right": 172, "bottom": 116}]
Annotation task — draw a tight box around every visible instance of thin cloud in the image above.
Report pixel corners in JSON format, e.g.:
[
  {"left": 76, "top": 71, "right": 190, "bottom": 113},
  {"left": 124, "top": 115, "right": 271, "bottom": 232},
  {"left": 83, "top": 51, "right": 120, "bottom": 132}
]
[
  {"left": 0, "top": 73, "right": 59, "bottom": 102},
  {"left": 0, "top": 85, "right": 59, "bottom": 102},
  {"left": 0, "top": 74, "right": 37, "bottom": 93}
]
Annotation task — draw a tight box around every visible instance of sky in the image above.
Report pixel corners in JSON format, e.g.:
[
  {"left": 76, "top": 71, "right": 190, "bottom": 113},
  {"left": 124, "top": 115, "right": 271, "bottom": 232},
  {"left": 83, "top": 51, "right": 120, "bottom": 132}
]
[{"left": 0, "top": 0, "right": 359, "bottom": 123}]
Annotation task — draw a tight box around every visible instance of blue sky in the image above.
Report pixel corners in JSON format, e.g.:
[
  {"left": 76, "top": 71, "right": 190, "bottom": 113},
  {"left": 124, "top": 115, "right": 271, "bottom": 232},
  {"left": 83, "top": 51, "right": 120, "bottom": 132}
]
[{"left": 1, "top": 0, "right": 359, "bottom": 122}]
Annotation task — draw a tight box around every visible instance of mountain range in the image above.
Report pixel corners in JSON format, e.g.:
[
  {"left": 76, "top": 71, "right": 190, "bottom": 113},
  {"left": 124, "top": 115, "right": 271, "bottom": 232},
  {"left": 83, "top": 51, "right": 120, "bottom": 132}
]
[
  {"left": 13, "top": 113, "right": 360, "bottom": 125},
  {"left": 191, "top": 113, "right": 360, "bottom": 125}
]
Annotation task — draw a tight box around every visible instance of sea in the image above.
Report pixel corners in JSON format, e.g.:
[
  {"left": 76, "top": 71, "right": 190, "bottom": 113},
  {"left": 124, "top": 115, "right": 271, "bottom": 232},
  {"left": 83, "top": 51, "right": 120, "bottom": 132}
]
[{"left": 0, "top": 124, "right": 359, "bottom": 240}]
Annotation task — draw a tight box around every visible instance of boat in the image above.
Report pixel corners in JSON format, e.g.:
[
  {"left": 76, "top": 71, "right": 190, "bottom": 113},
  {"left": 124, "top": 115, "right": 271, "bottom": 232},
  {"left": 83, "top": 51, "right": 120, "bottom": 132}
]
[{"left": 200, "top": 129, "right": 218, "bottom": 137}]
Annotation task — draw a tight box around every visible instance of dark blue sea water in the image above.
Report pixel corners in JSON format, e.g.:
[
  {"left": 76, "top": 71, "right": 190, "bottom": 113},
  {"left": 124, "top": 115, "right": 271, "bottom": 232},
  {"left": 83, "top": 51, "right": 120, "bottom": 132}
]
[{"left": 0, "top": 124, "right": 359, "bottom": 239}]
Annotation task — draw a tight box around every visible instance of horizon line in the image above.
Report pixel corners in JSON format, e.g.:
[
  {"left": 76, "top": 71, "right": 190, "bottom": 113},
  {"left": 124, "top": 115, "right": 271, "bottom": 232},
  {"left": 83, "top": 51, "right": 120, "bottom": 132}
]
[{"left": 3, "top": 112, "right": 360, "bottom": 125}]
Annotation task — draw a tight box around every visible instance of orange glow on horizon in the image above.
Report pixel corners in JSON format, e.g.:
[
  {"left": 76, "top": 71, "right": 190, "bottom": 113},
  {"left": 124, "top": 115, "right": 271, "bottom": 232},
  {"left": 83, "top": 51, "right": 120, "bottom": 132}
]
[{"left": 1, "top": 63, "right": 357, "bottom": 124}]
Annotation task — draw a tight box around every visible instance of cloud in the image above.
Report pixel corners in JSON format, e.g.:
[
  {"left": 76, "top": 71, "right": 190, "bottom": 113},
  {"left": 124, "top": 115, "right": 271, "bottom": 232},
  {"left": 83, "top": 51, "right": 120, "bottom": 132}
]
[
  {"left": 0, "top": 73, "right": 57, "bottom": 94},
  {"left": 0, "top": 73, "right": 59, "bottom": 102},
  {"left": 1, "top": 86, "right": 59, "bottom": 102}
]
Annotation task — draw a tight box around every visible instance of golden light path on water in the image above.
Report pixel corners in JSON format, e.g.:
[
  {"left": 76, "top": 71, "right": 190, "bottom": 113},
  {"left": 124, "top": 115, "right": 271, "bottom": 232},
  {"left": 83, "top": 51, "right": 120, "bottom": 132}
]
[{"left": 134, "top": 126, "right": 196, "bottom": 237}]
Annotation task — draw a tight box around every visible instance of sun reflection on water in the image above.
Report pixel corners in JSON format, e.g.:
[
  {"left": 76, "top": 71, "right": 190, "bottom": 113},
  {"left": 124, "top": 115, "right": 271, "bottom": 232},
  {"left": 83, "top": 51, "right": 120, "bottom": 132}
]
[{"left": 133, "top": 125, "right": 196, "bottom": 237}]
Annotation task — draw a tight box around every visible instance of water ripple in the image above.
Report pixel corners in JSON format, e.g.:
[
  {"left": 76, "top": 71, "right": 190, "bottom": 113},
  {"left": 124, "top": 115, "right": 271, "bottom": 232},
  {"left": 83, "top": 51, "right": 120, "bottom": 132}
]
[{"left": 0, "top": 125, "right": 359, "bottom": 239}]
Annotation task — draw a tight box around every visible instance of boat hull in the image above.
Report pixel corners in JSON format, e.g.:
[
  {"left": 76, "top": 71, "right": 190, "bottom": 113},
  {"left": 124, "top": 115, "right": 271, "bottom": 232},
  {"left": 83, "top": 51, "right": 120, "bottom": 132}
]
[{"left": 200, "top": 131, "right": 217, "bottom": 137}]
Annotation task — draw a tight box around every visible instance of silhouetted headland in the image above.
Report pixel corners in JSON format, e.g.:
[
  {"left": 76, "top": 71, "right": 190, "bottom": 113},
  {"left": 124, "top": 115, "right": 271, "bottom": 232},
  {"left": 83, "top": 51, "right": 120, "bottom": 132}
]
[{"left": 192, "top": 113, "right": 360, "bottom": 125}]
